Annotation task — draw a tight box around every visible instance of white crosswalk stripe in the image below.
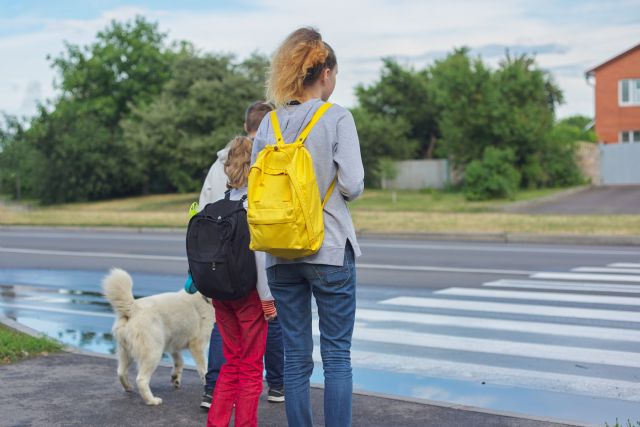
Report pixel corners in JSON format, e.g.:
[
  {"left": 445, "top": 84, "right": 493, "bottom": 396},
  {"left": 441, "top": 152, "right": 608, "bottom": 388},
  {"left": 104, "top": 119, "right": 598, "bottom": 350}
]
[
  {"left": 379, "top": 295, "right": 640, "bottom": 322},
  {"left": 573, "top": 267, "right": 640, "bottom": 274},
  {"left": 435, "top": 286, "right": 640, "bottom": 306},
  {"left": 483, "top": 279, "right": 640, "bottom": 294},
  {"left": 609, "top": 263, "right": 640, "bottom": 268},
  {"left": 531, "top": 272, "right": 640, "bottom": 283}
]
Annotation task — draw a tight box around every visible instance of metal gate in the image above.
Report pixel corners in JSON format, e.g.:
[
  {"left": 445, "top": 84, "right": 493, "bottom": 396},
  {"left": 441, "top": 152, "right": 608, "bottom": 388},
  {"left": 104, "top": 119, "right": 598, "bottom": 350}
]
[{"left": 600, "top": 143, "right": 640, "bottom": 185}]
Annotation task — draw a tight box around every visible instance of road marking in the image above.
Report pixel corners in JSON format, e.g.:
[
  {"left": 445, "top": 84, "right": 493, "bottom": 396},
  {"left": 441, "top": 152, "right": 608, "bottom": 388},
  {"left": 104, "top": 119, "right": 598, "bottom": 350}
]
[
  {"left": 0, "top": 247, "right": 186, "bottom": 262},
  {"left": 0, "top": 231, "right": 184, "bottom": 242},
  {"left": 310, "top": 348, "right": 640, "bottom": 402},
  {"left": 358, "top": 263, "right": 534, "bottom": 275},
  {"left": 435, "top": 287, "right": 640, "bottom": 306},
  {"left": 356, "top": 308, "right": 640, "bottom": 342},
  {"left": 359, "top": 241, "right": 640, "bottom": 256},
  {"left": 609, "top": 263, "right": 640, "bottom": 268},
  {"left": 483, "top": 279, "right": 640, "bottom": 294},
  {"left": 0, "top": 247, "right": 534, "bottom": 276},
  {"left": 532, "top": 272, "right": 640, "bottom": 283},
  {"left": 344, "top": 324, "right": 640, "bottom": 368},
  {"left": 0, "top": 302, "right": 114, "bottom": 318},
  {"left": 573, "top": 267, "right": 640, "bottom": 275},
  {"left": 379, "top": 296, "right": 640, "bottom": 322},
  {"left": 4, "top": 230, "right": 640, "bottom": 256}
]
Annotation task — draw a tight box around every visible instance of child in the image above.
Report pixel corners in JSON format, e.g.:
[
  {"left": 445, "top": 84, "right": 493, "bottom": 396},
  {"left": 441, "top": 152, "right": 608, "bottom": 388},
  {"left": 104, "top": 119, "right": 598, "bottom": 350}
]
[
  {"left": 206, "top": 136, "right": 275, "bottom": 427},
  {"left": 199, "top": 101, "right": 284, "bottom": 410}
]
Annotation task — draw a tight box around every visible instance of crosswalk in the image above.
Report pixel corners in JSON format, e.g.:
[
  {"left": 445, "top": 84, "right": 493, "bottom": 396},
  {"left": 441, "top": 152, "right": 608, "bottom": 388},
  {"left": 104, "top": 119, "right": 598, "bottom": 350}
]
[{"left": 318, "top": 260, "right": 640, "bottom": 403}]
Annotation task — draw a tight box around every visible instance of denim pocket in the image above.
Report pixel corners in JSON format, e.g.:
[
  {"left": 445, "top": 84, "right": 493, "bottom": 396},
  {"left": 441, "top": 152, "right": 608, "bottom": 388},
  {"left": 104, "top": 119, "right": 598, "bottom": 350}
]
[{"left": 318, "top": 265, "right": 351, "bottom": 288}]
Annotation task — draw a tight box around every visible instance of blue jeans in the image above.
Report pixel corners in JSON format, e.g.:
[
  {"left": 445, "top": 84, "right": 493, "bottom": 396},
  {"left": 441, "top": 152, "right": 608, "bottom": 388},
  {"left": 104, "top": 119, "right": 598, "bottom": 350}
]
[
  {"left": 267, "top": 243, "right": 356, "bottom": 427},
  {"left": 205, "top": 317, "right": 284, "bottom": 392}
]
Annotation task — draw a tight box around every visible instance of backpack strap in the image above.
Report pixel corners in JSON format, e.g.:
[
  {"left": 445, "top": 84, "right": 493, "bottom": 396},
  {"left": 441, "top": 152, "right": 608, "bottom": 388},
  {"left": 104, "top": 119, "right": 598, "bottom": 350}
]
[
  {"left": 270, "top": 110, "right": 285, "bottom": 147},
  {"left": 270, "top": 102, "right": 333, "bottom": 146},
  {"left": 297, "top": 103, "right": 333, "bottom": 144},
  {"left": 322, "top": 176, "right": 337, "bottom": 208},
  {"left": 224, "top": 189, "right": 231, "bottom": 200}
]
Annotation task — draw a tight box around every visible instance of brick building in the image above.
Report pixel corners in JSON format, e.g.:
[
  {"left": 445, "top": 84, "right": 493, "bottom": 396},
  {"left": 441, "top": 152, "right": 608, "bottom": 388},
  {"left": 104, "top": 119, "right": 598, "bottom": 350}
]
[{"left": 586, "top": 43, "right": 640, "bottom": 144}]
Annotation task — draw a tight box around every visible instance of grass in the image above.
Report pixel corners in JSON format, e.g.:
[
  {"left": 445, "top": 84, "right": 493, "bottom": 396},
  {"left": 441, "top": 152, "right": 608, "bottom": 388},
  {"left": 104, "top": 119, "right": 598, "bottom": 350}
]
[
  {"left": 1, "top": 188, "right": 639, "bottom": 236},
  {"left": 350, "top": 188, "right": 567, "bottom": 213},
  {"left": 0, "top": 324, "right": 63, "bottom": 364}
]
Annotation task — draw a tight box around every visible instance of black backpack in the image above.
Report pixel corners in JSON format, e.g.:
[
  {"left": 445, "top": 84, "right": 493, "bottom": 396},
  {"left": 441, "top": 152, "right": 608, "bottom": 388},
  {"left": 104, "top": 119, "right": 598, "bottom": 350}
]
[{"left": 186, "top": 190, "right": 257, "bottom": 300}]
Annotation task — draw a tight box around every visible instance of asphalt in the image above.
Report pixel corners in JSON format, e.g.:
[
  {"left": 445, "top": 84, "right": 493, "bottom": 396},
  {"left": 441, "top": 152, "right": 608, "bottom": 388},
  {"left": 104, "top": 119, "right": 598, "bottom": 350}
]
[
  {"left": 508, "top": 185, "right": 640, "bottom": 215},
  {"left": 0, "top": 349, "right": 587, "bottom": 427}
]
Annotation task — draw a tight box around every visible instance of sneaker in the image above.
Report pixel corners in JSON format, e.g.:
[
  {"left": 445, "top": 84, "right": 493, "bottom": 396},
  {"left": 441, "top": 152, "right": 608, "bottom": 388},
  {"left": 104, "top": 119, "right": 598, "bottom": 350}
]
[
  {"left": 267, "top": 387, "right": 285, "bottom": 403},
  {"left": 200, "top": 390, "right": 213, "bottom": 409}
]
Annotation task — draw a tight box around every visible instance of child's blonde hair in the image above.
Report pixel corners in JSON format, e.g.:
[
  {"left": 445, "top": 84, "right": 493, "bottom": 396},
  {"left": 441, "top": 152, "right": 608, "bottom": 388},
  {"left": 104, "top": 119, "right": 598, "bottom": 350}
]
[
  {"left": 224, "top": 136, "right": 253, "bottom": 189},
  {"left": 266, "top": 27, "right": 337, "bottom": 108}
]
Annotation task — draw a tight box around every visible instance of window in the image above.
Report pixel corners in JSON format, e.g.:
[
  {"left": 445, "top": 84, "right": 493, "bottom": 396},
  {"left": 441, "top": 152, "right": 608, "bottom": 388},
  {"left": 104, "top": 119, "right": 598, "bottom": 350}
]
[
  {"left": 619, "top": 79, "right": 640, "bottom": 106},
  {"left": 620, "top": 130, "right": 640, "bottom": 143}
]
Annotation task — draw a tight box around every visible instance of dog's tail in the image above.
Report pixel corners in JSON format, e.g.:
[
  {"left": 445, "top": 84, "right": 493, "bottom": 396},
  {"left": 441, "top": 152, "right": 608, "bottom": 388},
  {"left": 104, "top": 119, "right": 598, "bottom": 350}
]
[{"left": 102, "top": 268, "right": 135, "bottom": 319}]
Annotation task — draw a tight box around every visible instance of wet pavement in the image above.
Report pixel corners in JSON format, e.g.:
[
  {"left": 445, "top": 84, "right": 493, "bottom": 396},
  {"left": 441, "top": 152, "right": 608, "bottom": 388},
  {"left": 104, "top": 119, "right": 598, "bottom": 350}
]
[{"left": 0, "top": 342, "right": 588, "bottom": 427}]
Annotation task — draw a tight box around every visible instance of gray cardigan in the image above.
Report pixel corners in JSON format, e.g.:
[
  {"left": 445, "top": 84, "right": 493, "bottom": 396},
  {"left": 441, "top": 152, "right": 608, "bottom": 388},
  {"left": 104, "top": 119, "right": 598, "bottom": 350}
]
[{"left": 251, "top": 98, "right": 365, "bottom": 267}]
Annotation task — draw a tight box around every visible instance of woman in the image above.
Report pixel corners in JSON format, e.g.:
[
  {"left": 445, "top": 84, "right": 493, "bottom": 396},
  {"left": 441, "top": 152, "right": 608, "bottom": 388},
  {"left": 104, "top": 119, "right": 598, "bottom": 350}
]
[
  {"left": 207, "top": 136, "right": 277, "bottom": 427},
  {"left": 251, "top": 27, "right": 365, "bottom": 427}
]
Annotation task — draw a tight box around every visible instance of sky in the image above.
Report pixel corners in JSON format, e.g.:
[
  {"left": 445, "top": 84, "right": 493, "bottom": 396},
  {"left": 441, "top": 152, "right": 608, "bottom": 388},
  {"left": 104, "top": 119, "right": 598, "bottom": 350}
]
[{"left": 1, "top": 0, "right": 639, "bottom": 120}]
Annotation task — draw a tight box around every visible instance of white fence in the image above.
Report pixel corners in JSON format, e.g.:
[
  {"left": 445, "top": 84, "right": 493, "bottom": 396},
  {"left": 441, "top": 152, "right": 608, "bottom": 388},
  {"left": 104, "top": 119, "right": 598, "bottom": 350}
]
[{"left": 382, "top": 159, "right": 450, "bottom": 190}]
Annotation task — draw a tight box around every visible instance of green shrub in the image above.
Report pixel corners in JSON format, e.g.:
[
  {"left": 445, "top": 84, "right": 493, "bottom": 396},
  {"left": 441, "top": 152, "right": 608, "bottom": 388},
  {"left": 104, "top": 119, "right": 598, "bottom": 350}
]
[{"left": 464, "top": 147, "right": 521, "bottom": 201}]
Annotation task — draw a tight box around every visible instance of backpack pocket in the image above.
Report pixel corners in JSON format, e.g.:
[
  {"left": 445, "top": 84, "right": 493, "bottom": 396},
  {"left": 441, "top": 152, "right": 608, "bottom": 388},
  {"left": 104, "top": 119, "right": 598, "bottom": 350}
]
[{"left": 247, "top": 206, "right": 295, "bottom": 225}]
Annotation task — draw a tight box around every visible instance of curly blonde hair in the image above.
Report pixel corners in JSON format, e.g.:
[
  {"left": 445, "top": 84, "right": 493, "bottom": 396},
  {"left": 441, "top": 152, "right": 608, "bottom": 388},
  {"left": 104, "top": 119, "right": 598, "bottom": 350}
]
[
  {"left": 266, "top": 27, "right": 337, "bottom": 107},
  {"left": 224, "top": 136, "right": 253, "bottom": 189}
]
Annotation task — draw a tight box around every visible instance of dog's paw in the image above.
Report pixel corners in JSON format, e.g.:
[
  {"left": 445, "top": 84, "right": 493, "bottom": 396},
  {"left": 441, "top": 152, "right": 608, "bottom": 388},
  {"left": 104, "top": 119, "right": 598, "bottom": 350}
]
[
  {"left": 171, "top": 375, "right": 181, "bottom": 388},
  {"left": 146, "top": 397, "right": 163, "bottom": 406}
]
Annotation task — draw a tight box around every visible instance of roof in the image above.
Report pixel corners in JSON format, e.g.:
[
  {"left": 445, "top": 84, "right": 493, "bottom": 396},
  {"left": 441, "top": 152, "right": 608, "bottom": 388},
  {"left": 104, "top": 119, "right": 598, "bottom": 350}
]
[{"left": 585, "top": 43, "right": 640, "bottom": 77}]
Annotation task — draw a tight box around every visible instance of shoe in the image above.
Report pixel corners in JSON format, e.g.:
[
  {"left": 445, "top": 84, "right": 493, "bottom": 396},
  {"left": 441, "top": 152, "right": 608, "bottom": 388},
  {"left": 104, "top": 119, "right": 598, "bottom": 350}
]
[
  {"left": 200, "top": 390, "right": 213, "bottom": 409},
  {"left": 267, "top": 387, "right": 285, "bottom": 403}
]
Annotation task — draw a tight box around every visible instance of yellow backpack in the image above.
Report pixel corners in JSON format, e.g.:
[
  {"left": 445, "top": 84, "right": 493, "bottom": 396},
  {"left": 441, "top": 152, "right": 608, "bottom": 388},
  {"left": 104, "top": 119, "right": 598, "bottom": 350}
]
[{"left": 247, "top": 102, "right": 335, "bottom": 259}]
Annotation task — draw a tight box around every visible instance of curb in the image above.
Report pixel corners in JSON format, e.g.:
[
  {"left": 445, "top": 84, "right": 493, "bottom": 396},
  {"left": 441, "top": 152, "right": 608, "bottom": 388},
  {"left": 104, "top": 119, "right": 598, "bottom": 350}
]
[
  {"left": 3, "top": 225, "right": 639, "bottom": 247},
  {"left": 356, "top": 231, "right": 640, "bottom": 246},
  {"left": 1, "top": 316, "right": 593, "bottom": 427}
]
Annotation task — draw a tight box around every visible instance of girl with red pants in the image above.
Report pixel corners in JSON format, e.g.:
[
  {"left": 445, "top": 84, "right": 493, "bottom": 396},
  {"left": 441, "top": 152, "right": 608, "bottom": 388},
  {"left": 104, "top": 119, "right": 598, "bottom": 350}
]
[{"left": 207, "top": 136, "right": 277, "bottom": 427}]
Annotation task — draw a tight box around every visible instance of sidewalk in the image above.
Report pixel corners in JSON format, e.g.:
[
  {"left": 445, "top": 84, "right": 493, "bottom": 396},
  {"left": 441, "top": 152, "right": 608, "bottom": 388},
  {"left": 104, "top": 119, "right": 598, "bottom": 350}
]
[{"left": 0, "top": 349, "right": 589, "bottom": 427}]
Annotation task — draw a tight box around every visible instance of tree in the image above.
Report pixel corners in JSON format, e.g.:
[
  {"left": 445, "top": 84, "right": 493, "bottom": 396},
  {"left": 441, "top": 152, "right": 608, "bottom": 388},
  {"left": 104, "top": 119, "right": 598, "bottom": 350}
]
[
  {"left": 22, "top": 17, "right": 175, "bottom": 203},
  {"left": 429, "top": 48, "right": 499, "bottom": 166},
  {"left": 464, "top": 147, "right": 521, "bottom": 200},
  {"left": 350, "top": 108, "right": 417, "bottom": 187},
  {"left": 0, "top": 115, "right": 38, "bottom": 200},
  {"left": 355, "top": 59, "right": 435, "bottom": 158},
  {"left": 426, "top": 49, "right": 569, "bottom": 189},
  {"left": 122, "top": 52, "right": 270, "bottom": 193}
]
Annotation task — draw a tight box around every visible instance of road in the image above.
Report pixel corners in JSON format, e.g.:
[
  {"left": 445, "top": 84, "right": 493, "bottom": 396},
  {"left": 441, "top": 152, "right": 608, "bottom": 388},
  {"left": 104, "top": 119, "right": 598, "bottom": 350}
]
[
  {"left": 513, "top": 185, "right": 640, "bottom": 214},
  {"left": 1, "top": 228, "right": 639, "bottom": 424}
]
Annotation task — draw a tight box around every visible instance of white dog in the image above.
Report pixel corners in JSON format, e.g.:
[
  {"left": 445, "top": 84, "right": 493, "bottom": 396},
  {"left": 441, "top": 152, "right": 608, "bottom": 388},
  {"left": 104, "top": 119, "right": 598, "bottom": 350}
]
[{"left": 102, "top": 268, "right": 214, "bottom": 405}]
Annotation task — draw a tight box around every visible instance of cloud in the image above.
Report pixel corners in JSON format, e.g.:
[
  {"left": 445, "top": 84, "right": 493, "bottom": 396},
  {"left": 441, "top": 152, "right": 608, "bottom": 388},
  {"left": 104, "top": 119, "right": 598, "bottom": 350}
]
[{"left": 0, "top": 0, "right": 639, "bottom": 119}]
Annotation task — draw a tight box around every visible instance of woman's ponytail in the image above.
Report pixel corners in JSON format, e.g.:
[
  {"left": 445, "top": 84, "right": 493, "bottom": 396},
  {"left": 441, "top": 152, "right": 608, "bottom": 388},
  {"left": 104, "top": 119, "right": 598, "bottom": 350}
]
[{"left": 267, "top": 28, "right": 336, "bottom": 107}]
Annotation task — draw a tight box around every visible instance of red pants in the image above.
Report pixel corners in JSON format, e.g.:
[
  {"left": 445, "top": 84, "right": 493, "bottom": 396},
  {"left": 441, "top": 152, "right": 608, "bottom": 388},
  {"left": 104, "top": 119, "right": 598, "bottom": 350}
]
[{"left": 207, "top": 290, "right": 267, "bottom": 427}]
